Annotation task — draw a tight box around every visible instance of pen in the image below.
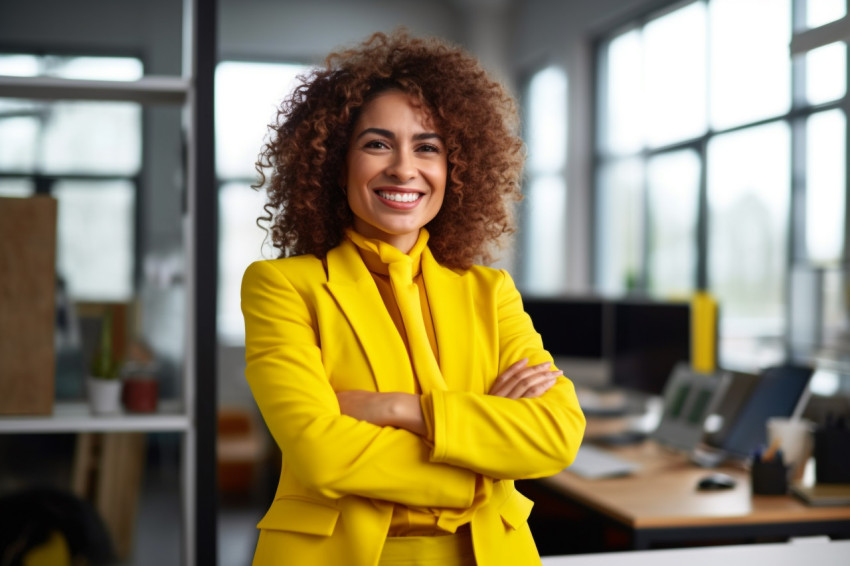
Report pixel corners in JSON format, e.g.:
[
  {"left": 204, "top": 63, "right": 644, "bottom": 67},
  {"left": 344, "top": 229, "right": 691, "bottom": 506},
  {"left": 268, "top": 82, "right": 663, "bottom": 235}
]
[{"left": 762, "top": 437, "right": 782, "bottom": 462}]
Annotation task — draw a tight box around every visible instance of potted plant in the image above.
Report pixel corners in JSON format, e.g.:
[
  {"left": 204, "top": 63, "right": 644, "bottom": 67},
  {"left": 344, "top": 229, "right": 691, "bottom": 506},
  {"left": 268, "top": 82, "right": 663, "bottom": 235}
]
[
  {"left": 121, "top": 341, "right": 159, "bottom": 414},
  {"left": 86, "top": 308, "right": 123, "bottom": 415}
]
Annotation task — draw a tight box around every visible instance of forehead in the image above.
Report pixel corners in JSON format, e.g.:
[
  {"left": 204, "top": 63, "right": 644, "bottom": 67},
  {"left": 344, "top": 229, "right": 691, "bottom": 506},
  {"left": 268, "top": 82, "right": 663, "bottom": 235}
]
[{"left": 355, "top": 90, "right": 437, "bottom": 130}]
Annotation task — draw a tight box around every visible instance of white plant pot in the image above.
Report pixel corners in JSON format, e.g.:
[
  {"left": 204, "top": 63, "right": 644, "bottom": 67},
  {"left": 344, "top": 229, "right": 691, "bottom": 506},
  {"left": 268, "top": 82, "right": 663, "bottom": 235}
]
[{"left": 87, "top": 377, "right": 122, "bottom": 415}]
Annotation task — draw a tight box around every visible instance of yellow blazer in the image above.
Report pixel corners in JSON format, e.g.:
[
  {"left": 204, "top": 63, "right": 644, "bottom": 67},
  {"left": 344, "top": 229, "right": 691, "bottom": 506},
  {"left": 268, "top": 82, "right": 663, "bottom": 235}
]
[{"left": 241, "top": 238, "right": 586, "bottom": 566}]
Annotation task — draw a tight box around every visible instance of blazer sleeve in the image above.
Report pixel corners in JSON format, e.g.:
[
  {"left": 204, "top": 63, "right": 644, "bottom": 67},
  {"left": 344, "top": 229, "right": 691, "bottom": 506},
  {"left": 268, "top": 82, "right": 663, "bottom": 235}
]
[
  {"left": 242, "top": 260, "right": 476, "bottom": 507},
  {"left": 426, "top": 269, "right": 586, "bottom": 480}
]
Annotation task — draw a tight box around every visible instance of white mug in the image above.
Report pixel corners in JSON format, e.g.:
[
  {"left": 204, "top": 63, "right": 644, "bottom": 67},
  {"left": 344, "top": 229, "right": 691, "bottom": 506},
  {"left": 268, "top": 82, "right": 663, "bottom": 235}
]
[{"left": 766, "top": 417, "right": 814, "bottom": 480}]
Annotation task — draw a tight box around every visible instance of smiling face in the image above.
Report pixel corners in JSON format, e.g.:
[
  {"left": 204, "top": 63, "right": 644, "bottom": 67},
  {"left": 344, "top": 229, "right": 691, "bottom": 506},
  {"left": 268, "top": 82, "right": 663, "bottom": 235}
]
[{"left": 344, "top": 89, "right": 447, "bottom": 253}]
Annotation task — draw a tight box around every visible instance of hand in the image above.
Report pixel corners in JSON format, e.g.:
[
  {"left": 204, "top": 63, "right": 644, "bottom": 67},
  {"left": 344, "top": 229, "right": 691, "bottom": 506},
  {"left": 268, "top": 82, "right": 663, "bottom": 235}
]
[
  {"left": 336, "top": 390, "right": 427, "bottom": 436},
  {"left": 488, "top": 358, "right": 561, "bottom": 399}
]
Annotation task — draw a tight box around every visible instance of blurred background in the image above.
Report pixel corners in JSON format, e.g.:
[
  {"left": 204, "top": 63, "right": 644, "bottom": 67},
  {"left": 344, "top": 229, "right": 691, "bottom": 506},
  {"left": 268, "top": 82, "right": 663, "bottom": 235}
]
[{"left": 1, "top": 0, "right": 849, "bottom": 564}]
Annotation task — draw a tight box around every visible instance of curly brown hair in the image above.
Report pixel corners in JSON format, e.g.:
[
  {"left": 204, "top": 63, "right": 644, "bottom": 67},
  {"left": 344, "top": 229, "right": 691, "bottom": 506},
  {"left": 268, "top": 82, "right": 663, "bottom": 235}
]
[{"left": 254, "top": 29, "right": 525, "bottom": 269}]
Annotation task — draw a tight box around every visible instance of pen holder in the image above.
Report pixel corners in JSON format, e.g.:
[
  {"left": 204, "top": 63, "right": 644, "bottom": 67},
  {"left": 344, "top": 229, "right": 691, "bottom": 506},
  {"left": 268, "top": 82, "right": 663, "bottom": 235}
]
[
  {"left": 814, "top": 427, "right": 850, "bottom": 484},
  {"left": 751, "top": 459, "right": 788, "bottom": 495}
]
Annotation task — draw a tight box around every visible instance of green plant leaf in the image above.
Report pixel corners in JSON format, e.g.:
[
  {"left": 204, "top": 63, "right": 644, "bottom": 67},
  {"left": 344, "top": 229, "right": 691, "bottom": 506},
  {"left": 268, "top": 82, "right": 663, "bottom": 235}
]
[{"left": 89, "top": 308, "right": 121, "bottom": 379}]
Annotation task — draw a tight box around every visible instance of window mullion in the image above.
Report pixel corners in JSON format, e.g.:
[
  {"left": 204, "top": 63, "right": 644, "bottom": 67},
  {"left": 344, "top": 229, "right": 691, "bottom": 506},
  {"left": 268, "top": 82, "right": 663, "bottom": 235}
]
[
  {"left": 696, "top": 138, "right": 709, "bottom": 291},
  {"left": 844, "top": 0, "right": 850, "bottom": 266}
]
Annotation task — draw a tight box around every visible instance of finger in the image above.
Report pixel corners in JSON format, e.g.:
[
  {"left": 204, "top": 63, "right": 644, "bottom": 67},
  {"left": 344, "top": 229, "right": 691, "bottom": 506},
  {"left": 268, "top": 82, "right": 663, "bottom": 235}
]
[
  {"left": 517, "top": 372, "right": 562, "bottom": 399},
  {"left": 490, "top": 360, "right": 552, "bottom": 397},
  {"left": 502, "top": 370, "right": 562, "bottom": 400},
  {"left": 494, "top": 358, "right": 529, "bottom": 383},
  {"left": 489, "top": 358, "right": 529, "bottom": 395},
  {"left": 498, "top": 362, "right": 553, "bottom": 392}
]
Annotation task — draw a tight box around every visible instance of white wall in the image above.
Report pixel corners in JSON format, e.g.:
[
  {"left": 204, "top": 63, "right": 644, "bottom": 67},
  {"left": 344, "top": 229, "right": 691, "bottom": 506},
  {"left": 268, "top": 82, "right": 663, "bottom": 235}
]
[{"left": 218, "top": 0, "right": 464, "bottom": 63}]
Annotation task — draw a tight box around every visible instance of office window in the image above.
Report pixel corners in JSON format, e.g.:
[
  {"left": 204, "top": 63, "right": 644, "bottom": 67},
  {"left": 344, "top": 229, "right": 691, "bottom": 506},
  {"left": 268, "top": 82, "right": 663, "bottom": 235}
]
[
  {"left": 0, "top": 99, "right": 140, "bottom": 174},
  {"left": 707, "top": 122, "right": 791, "bottom": 368},
  {"left": 0, "top": 54, "right": 143, "bottom": 80},
  {"left": 0, "top": 110, "right": 39, "bottom": 171},
  {"left": 806, "top": 0, "right": 846, "bottom": 28},
  {"left": 215, "top": 61, "right": 308, "bottom": 343},
  {"left": 54, "top": 180, "right": 135, "bottom": 301},
  {"left": 0, "top": 53, "right": 142, "bottom": 301},
  {"left": 596, "top": 158, "right": 644, "bottom": 294},
  {"left": 643, "top": 2, "right": 706, "bottom": 148},
  {"left": 217, "top": 182, "right": 275, "bottom": 344},
  {"left": 522, "top": 65, "right": 568, "bottom": 294},
  {"left": 709, "top": 0, "right": 791, "bottom": 131},
  {"left": 646, "top": 150, "right": 699, "bottom": 298},
  {"left": 595, "top": 0, "right": 847, "bottom": 370},
  {"left": 806, "top": 110, "right": 846, "bottom": 265},
  {"left": 601, "top": 29, "right": 643, "bottom": 154},
  {"left": 0, "top": 178, "right": 34, "bottom": 198},
  {"left": 806, "top": 42, "right": 847, "bottom": 105}
]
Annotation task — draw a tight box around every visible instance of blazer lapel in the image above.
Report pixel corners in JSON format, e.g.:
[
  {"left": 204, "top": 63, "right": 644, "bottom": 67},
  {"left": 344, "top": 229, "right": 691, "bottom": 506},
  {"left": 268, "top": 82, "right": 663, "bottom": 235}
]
[
  {"left": 421, "top": 249, "right": 475, "bottom": 392},
  {"left": 325, "top": 240, "right": 416, "bottom": 393}
]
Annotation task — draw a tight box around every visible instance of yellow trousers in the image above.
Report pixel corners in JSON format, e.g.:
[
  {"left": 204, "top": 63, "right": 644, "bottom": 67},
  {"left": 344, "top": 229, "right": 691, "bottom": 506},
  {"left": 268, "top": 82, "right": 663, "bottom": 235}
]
[{"left": 379, "top": 530, "right": 476, "bottom": 566}]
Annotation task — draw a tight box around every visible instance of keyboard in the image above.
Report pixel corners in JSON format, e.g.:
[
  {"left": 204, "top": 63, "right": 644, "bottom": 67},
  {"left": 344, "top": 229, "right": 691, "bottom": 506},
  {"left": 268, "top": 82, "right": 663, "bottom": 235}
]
[{"left": 567, "top": 444, "right": 641, "bottom": 479}]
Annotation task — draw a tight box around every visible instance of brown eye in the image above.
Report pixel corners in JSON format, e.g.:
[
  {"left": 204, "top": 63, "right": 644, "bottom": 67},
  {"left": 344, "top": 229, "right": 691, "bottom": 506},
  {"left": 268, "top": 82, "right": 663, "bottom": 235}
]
[{"left": 364, "top": 140, "right": 389, "bottom": 149}]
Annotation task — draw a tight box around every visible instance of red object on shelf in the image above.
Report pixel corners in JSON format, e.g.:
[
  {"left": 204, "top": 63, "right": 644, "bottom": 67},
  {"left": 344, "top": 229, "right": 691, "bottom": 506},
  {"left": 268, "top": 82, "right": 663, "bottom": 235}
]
[{"left": 122, "top": 377, "right": 158, "bottom": 413}]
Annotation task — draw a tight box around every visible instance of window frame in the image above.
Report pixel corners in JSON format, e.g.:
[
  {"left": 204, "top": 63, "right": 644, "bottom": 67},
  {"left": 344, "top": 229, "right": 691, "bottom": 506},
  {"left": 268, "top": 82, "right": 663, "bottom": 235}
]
[{"left": 592, "top": 0, "right": 850, "bottom": 369}]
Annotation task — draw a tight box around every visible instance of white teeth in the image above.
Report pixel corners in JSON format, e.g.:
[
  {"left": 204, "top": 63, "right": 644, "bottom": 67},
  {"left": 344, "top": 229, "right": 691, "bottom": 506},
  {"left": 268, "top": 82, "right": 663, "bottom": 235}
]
[{"left": 378, "top": 191, "right": 421, "bottom": 203}]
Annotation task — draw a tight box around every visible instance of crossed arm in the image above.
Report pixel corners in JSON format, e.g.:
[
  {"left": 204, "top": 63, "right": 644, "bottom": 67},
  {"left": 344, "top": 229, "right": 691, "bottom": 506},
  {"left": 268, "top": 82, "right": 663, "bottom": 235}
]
[
  {"left": 243, "top": 260, "right": 584, "bottom": 503},
  {"left": 337, "top": 358, "right": 562, "bottom": 436}
]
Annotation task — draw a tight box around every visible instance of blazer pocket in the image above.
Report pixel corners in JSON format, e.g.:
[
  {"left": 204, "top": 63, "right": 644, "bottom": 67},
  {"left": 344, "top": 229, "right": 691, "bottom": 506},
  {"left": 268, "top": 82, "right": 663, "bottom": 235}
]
[
  {"left": 256, "top": 497, "right": 340, "bottom": 537},
  {"left": 499, "top": 489, "right": 534, "bottom": 531}
]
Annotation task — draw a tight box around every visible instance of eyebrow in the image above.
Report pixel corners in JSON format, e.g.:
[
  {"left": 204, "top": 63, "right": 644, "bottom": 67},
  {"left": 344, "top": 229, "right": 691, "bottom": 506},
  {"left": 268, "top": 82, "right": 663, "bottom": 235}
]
[{"left": 355, "top": 127, "right": 443, "bottom": 142}]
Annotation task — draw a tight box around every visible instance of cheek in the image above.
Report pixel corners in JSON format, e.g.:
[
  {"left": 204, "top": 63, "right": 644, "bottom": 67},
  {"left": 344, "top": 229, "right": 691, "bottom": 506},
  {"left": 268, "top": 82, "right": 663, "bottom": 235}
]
[
  {"left": 345, "top": 153, "right": 373, "bottom": 185},
  {"left": 431, "top": 169, "right": 448, "bottom": 204},
  {"left": 346, "top": 187, "right": 367, "bottom": 217},
  {"left": 428, "top": 185, "right": 447, "bottom": 218},
  {"left": 428, "top": 161, "right": 448, "bottom": 191}
]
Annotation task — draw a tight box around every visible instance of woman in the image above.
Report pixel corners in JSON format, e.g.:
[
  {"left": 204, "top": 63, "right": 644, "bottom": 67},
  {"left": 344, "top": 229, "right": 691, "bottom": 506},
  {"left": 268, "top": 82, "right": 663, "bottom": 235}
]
[{"left": 242, "top": 30, "right": 585, "bottom": 566}]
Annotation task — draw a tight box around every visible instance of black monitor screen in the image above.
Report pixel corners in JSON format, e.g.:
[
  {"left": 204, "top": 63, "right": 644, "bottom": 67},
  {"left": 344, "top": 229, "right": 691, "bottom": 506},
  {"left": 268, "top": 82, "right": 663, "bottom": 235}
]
[
  {"left": 710, "top": 365, "right": 813, "bottom": 458},
  {"left": 611, "top": 301, "right": 692, "bottom": 395},
  {"left": 522, "top": 298, "right": 605, "bottom": 359}
]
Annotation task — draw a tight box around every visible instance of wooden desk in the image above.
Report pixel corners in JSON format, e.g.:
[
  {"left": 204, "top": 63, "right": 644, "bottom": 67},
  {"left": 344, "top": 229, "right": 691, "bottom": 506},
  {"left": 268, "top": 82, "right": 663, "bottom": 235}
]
[{"left": 538, "top": 440, "right": 850, "bottom": 550}]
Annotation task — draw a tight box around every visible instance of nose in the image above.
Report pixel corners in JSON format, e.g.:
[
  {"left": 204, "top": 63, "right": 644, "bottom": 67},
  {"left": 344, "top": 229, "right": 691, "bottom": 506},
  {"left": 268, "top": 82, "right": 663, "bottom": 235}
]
[{"left": 385, "top": 149, "right": 417, "bottom": 182}]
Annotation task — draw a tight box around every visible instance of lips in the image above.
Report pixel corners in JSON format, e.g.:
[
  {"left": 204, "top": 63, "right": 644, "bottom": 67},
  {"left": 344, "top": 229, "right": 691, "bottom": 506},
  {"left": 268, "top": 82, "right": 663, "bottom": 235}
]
[
  {"left": 376, "top": 190, "right": 421, "bottom": 202},
  {"left": 374, "top": 188, "right": 424, "bottom": 209}
]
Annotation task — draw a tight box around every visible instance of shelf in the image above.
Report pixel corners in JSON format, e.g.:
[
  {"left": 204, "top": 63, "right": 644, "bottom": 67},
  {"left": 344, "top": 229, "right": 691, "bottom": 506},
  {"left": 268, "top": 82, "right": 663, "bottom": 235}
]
[
  {"left": 0, "top": 0, "right": 216, "bottom": 562},
  {"left": 0, "top": 75, "right": 190, "bottom": 104},
  {"left": 0, "top": 400, "right": 190, "bottom": 434}
]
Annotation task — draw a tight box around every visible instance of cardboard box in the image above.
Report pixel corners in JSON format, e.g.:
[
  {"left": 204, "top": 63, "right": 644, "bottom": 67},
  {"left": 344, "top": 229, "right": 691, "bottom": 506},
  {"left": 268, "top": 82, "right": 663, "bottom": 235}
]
[{"left": 0, "top": 196, "right": 57, "bottom": 415}]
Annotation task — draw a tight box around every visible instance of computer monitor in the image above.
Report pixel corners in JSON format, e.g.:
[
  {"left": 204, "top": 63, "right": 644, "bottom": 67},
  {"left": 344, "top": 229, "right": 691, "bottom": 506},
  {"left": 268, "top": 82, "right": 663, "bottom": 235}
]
[
  {"left": 652, "top": 362, "right": 731, "bottom": 452},
  {"left": 610, "top": 300, "right": 692, "bottom": 395},
  {"left": 522, "top": 296, "right": 609, "bottom": 387},
  {"left": 523, "top": 296, "right": 694, "bottom": 394},
  {"left": 521, "top": 297, "right": 605, "bottom": 359},
  {"left": 701, "top": 364, "right": 813, "bottom": 461}
]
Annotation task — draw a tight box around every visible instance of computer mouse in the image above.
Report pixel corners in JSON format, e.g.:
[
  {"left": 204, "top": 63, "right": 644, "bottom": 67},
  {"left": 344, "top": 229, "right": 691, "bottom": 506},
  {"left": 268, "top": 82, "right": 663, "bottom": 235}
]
[{"left": 696, "top": 473, "right": 737, "bottom": 491}]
